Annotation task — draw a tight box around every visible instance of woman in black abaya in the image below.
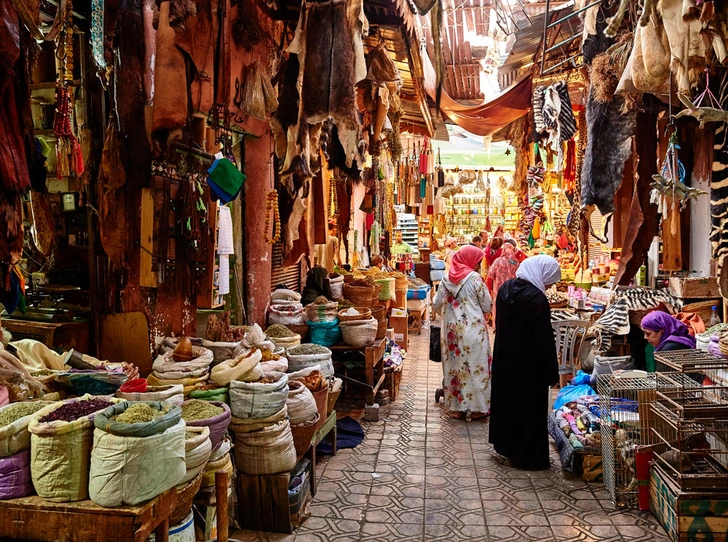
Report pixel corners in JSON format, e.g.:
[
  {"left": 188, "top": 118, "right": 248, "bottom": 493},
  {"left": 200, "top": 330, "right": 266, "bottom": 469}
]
[{"left": 489, "top": 255, "right": 561, "bottom": 471}]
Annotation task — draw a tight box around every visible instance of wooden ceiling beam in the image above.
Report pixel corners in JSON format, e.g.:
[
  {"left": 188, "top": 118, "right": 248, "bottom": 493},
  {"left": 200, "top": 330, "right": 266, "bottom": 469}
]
[{"left": 402, "top": 28, "right": 435, "bottom": 137}]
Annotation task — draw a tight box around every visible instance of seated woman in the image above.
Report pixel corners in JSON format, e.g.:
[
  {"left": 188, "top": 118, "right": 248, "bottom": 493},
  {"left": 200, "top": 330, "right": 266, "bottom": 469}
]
[{"left": 640, "top": 311, "right": 696, "bottom": 352}]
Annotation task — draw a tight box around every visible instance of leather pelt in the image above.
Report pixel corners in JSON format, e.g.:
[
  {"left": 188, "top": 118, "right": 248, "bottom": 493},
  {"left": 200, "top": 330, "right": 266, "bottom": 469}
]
[
  {"left": 659, "top": 0, "right": 707, "bottom": 93},
  {"left": 169, "top": 0, "right": 195, "bottom": 29},
  {"left": 116, "top": 0, "right": 151, "bottom": 188},
  {"left": 297, "top": 0, "right": 362, "bottom": 169},
  {"left": 151, "top": 1, "right": 189, "bottom": 133},
  {"left": 98, "top": 122, "right": 130, "bottom": 270},
  {"left": 176, "top": 0, "right": 214, "bottom": 116},
  {"left": 0, "top": 191, "right": 23, "bottom": 263},
  {"left": 270, "top": 55, "right": 301, "bottom": 161},
  {"left": 580, "top": 92, "right": 636, "bottom": 216},
  {"left": 582, "top": 6, "right": 614, "bottom": 64},
  {"left": 615, "top": 110, "right": 659, "bottom": 285},
  {"left": 710, "top": 70, "right": 728, "bottom": 274}
]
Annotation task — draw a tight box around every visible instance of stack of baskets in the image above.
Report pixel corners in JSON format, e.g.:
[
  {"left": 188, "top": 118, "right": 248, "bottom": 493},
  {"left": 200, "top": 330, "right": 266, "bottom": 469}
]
[
  {"left": 391, "top": 272, "right": 408, "bottom": 305},
  {"left": 338, "top": 307, "right": 377, "bottom": 348},
  {"left": 343, "top": 283, "right": 376, "bottom": 307},
  {"left": 371, "top": 305, "right": 387, "bottom": 340}
]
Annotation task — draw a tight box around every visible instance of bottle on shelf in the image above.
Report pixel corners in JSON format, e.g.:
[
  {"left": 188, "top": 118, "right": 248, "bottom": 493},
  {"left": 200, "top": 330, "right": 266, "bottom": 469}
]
[{"left": 710, "top": 306, "right": 722, "bottom": 326}]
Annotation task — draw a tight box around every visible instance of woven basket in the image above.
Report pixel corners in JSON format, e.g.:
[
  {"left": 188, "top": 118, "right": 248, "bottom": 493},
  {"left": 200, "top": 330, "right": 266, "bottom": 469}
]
[
  {"left": 338, "top": 307, "right": 372, "bottom": 322},
  {"left": 371, "top": 305, "right": 386, "bottom": 323},
  {"left": 391, "top": 273, "right": 408, "bottom": 290},
  {"left": 327, "top": 378, "right": 342, "bottom": 415},
  {"left": 340, "top": 317, "right": 378, "bottom": 348},
  {"left": 343, "top": 284, "right": 376, "bottom": 306},
  {"left": 719, "top": 333, "right": 728, "bottom": 358},
  {"left": 342, "top": 274, "right": 354, "bottom": 284},
  {"left": 375, "top": 318, "right": 387, "bottom": 340},
  {"left": 290, "top": 413, "right": 320, "bottom": 455},
  {"left": 371, "top": 284, "right": 382, "bottom": 306},
  {"left": 311, "top": 386, "right": 329, "bottom": 432},
  {"left": 683, "top": 300, "right": 721, "bottom": 326},
  {"left": 628, "top": 308, "right": 653, "bottom": 326},
  {"left": 171, "top": 472, "right": 203, "bottom": 525}
]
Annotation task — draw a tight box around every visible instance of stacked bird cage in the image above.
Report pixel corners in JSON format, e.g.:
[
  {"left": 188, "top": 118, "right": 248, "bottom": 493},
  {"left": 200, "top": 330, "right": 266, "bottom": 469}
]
[
  {"left": 651, "top": 350, "right": 728, "bottom": 492},
  {"left": 597, "top": 373, "right": 657, "bottom": 508}
]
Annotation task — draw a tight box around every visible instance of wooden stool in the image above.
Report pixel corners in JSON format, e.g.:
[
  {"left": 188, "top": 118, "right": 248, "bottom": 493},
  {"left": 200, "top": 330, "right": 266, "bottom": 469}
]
[{"left": 408, "top": 307, "right": 425, "bottom": 335}]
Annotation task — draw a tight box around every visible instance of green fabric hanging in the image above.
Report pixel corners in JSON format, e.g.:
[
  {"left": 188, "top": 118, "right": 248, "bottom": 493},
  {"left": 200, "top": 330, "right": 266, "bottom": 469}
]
[{"left": 645, "top": 344, "right": 655, "bottom": 372}]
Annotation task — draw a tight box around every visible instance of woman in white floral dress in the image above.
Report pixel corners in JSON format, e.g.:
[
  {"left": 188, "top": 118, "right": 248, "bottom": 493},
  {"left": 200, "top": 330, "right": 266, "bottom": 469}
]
[{"left": 433, "top": 245, "right": 493, "bottom": 420}]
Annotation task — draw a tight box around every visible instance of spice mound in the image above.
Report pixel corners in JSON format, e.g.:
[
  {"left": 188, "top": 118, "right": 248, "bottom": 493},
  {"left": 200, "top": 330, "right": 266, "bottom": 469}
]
[
  {"left": 261, "top": 349, "right": 280, "bottom": 361},
  {"left": 266, "top": 324, "right": 296, "bottom": 338},
  {"left": 112, "top": 403, "right": 163, "bottom": 424},
  {"left": 39, "top": 399, "right": 113, "bottom": 423},
  {"left": 181, "top": 399, "right": 224, "bottom": 422},
  {"left": 0, "top": 402, "right": 46, "bottom": 427},
  {"left": 184, "top": 430, "right": 198, "bottom": 440},
  {"left": 288, "top": 344, "right": 330, "bottom": 356},
  {"left": 313, "top": 296, "right": 330, "bottom": 305}
]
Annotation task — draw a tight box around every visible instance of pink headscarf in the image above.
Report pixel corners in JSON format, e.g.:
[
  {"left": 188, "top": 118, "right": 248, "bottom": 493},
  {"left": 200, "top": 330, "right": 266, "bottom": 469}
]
[{"left": 448, "top": 245, "right": 484, "bottom": 285}]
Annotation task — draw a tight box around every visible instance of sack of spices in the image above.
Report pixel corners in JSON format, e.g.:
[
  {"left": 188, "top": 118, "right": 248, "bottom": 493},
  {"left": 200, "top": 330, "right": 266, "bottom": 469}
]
[
  {"left": 189, "top": 385, "right": 229, "bottom": 404},
  {"left": 180, "top": 400, "right": 231, "bottom": 452},
  {"left": 265, "top": 324, "right": 301, "bottom": 350},
  {"left": 94, "top": 401, "right": 182, "bottom": 438},
  {"left": 152, "top": 346, "right": 214, "bottom": 378},
  {"left": 210, "top": 348, "right": 263, "bottom": 387},
  {"left": 268, "top": 303, "right": 305, "bottom": 326},
  {"left": 116, "top": 383, "right": 185, "bottom": 404},
  {"left": 146, "top": 373, "right": 209, "bottom": 396},
  {"left": 305, "top": 320, "right": 342, "bottom": 350},
  {"left": 89, "top": 416, "right": 186, "bottom": 507},
  {"left": 0, "top": 401, "right": 56, "bottom": 457},
  {"left": 28, "top": 395, "right": 121, "bottom": 502},
  {"left": 0, "top": 449, "right": 33, "bottom": 499},
  {"left": 286, "top": 381, "right": 318, "bottom": 425},
  {"left": 232, "top": 419, "right": 297, "bottom": 475},
  {"left": 304, "top": 299, "right": 339, "bottom": 323},
  {"left": 229, "top": 372, "right": 289, "bottom": 419},
  {"left": 286, "top": 344, "right": 334, "bottom": 376},
  {"left": 230, "top": 404, "right": 288, "bottom": 434},
  {"left": 180, "top": 426, "right": 212, "bottom": 484}
]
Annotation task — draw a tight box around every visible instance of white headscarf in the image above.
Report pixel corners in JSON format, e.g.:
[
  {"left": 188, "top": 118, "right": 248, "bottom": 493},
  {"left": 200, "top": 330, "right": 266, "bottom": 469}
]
[{"left": 515, "top": 255, "right": 561, "bottom": 292}]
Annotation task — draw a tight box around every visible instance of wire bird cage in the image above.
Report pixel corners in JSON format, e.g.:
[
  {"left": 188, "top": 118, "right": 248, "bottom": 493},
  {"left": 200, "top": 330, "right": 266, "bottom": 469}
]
[
  {"left": 597, "top": 374, "right": 657, "bottom": 509},
  {"left": 650, "top": 350, "right": 728, "bottom": 492}
]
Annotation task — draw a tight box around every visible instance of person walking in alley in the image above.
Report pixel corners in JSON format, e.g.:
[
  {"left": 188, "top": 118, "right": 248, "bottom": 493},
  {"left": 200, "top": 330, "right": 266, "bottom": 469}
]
[
  {"left": 486, "top": 241, "right": 521, "bottom": 327},
  {"left": 489, "top": 255, "right": 561, "bottom": 470},
  {"left": 433, "top": 245, "right": 493, "bottom": 420}
]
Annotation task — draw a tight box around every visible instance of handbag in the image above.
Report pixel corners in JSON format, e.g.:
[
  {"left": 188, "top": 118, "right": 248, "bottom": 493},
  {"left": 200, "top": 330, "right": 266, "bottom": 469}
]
[{"left": 429, "top": 325, "right": 442, "bottom": 362}]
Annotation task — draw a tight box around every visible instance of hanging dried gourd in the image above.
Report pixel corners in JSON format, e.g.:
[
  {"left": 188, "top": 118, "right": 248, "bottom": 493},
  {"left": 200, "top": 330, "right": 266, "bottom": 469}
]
[
  {"left": 263, "top": 190, "right": 281, "bottom": 244},
  {"left": 54, "top": 0, "right": 84, "bottom": 179},
  {"left": 234, "top": 60, "right": 278, "bottom": 122}
]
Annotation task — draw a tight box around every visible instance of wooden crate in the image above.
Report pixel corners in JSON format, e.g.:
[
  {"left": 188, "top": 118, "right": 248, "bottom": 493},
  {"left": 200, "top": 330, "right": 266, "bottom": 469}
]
[
  {"left": 650, "top": 465, "right": 728, "bottom": 542},
  {"left": 383, "top": 366, "right": 403, "bottom": 401},
  {"left": 669, "top": 277, "right": 720, "bottom": 299},
  {"left": 236, "top": 459, "right": 312, "bottom": 534}
]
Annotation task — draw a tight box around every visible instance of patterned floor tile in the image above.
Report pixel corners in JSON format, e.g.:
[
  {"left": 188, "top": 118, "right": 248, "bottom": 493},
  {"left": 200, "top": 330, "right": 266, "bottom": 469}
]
[
  {"left": 358, "top": 522, "right": 424, "bottom": 542},
  {"left": 230, "top": 531, "right": 297, "bottom": 542},
  {"left": 616, "top": 524, "right": 671, "bottom": 541},
  {"left": 370, "top": 473, "right": 425, "bottom": 497},
  {"left": 308, "top": 491, "right": 369, "bottom": 522},
  {"left": 424, "top": 524, "right": 489, "bottom": 541},
  {"left": 365, "top": 495, "right": 425, "bottom": 524},
  {"left": 425, "top": 475, "right": 480, "bottom": 500},
  {"left": 318, "top": 470, "right": 373, "bottom": 494},
  {"left": 550, "top": 525, "right": 622, "bottom": 542},
  {"left": 294, "top": 517, "right": 361, "bottom": 541},
  {"left": 488, "top": 525, "right": 556, "bottom": 542}
]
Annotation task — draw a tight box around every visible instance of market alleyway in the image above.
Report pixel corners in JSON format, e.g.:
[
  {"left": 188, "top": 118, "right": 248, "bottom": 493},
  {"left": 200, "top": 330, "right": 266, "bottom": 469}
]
[{"left": 233, "top": 326, "right": 670, "bottom": 542}]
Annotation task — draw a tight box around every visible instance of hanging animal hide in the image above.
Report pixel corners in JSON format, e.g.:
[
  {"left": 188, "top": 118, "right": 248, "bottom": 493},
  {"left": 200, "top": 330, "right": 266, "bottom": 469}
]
[
  {"left": 151, "top": 1, "right": 189, "bottom": 133},
  {"left": 659, "top": 0, "right": 707, "bottom": 93},
  {"left": 710, "top": 70, "right": 728, "bottom": 277},
  {"left": 174, "top": 0, "right": 214, "bottom": 115},
  {"left": 582, "top": 6, "right": 614, "bottom": 64},
  {"left": 290, "top": 0, "right": 366, "bottom": 171},
  {"left": 28, "top": 191, "right": 55, "bottom": 258},
  {"left": 271, "top": 55, "right": 301, "bottom": 161},
  {"left": 98, "top": 122, "right": 130, "bottom": 270},
  {"left": 614, "top": 110, "right": 659, "bottom": 286},
  {"left": 0, "top": 191, "right": 23, "bottom": 264},
  {"left": 580, "top": 92, "right": 636, "bottom": 216}
]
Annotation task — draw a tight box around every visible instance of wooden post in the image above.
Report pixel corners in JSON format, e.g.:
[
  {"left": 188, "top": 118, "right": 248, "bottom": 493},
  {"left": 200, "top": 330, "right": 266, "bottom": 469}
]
[
  {"left": 216, "top": 471, "right": 229, "bottom": 542},
  {"left": 662, "top": 201, "right": 682, "bottom": 271}
]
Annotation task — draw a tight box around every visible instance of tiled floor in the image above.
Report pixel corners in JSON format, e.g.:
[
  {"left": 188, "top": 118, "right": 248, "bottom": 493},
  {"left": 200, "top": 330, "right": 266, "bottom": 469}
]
[{"left": 232, "top": 324, "right": 670, "bottom": 542}]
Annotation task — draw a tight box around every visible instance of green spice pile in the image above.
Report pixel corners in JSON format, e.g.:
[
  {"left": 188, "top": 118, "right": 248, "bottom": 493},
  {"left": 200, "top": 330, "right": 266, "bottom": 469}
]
[
  {"left": 112, "top": 403, "right": 163, "bottom": 424},
  {"left": 39, "top": 399, "right": 113, "bottom": 423},
  {"left": 313, "top": 296, "right": 330, "bottom": 305},
  {"left": 146, "top": 385, "right": 173, "bottom": 392},
  {"left": 288, "top": 344, "right": 330, "bottom": 356},
  {"left": 0, "top": 402, "right": 45, "bottom": 427},
  {"left": 181, "top": 399, "right": 224, "bottom": 422},
  {"left": 266, "top": 324, "right": 296, "bottom": 338},
  {"left": 185, "top": 430, "right": 198, "bottom": 440},
  {"left": 338, "top": 299, "right": 354, "bottom": 310}
]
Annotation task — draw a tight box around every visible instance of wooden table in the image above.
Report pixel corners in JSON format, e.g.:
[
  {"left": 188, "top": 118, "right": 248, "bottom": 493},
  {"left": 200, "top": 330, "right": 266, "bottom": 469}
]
[
  {"left": 2, "top": 319, "right": 90, "bottom": 354},
  {"left": 330, "top": 339, "right": 386, "bottom": 405},
  {"left": 0, "top": 488, "right": 176, "bottom": 542}
]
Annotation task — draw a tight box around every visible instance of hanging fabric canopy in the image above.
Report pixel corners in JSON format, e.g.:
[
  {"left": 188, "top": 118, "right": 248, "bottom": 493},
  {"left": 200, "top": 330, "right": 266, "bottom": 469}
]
[{"left": 422, "top": 49, "right": 532, "bottom": 137}]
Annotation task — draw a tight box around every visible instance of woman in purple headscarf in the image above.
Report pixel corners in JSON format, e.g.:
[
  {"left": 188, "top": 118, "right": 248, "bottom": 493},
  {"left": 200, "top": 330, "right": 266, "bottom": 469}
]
[{"left": 640, "top": 311, "right": 697, "bottom": 352}]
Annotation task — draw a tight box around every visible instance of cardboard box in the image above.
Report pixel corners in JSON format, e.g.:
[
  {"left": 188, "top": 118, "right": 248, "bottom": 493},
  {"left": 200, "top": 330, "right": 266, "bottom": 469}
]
[
  {"left": 389, "top": 314, "right": 409, "bottom": 351},
  {"left": 669, "top": 276, "right": 720, "bottom": 299}
]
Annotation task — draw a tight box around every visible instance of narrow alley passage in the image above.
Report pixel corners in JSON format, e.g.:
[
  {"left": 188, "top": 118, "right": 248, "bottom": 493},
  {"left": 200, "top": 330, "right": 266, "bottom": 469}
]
[{"left": 234, "top": 326, "right": 670, "bottom": 542}]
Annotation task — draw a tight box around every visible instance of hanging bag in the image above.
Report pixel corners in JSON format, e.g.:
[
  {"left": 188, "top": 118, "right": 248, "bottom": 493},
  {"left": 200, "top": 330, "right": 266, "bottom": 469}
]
[{"left": 429, "top": 326, "right": 442, "bottom": 362}]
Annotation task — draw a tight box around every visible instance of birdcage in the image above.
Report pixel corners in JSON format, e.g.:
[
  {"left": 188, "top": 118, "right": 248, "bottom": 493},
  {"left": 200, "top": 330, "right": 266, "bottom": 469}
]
[
  {"left": 649, "top": 350, "right": 728, "bottom": 492},
  {"left": 597, "top": 373, "right": 657, "bottom": 508}
]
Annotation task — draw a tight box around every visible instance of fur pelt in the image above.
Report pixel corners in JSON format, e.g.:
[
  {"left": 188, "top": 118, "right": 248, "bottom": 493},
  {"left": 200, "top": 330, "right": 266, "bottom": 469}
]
[
  {"left": 169, "top": 0, "right": 196, "bottom": 29},
  {"left": 711, "top": 70, "right": 728, "bottom": 276},
  {"left": 604, "top": 0, "right": 630, "bottom": 37},
  {"left": 270, "top": 55, "right": 301, "bottom": 161},
  {"left": 580, "top": 92, "right": 636, "bottom": 216},
  {"left": 583, "top": 7, "right": 614, "bottom": 64}
]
